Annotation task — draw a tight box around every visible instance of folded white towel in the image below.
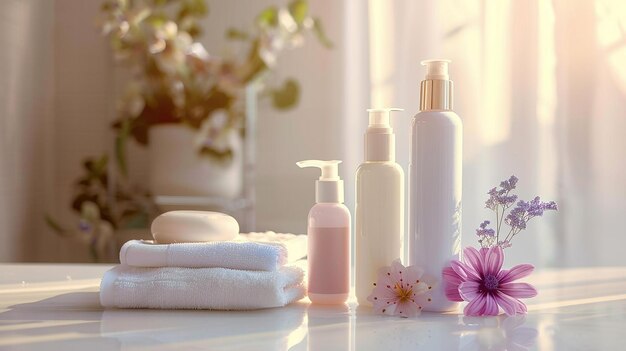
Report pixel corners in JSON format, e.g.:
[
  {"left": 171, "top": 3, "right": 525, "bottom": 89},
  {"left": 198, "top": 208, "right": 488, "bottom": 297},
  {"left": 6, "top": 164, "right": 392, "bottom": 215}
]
[
  {"left": 100, "top": 263, "right": 306, "bottom": 310},
  {"left": 120, "top": 231, "right": 307, "bottom": 271}
]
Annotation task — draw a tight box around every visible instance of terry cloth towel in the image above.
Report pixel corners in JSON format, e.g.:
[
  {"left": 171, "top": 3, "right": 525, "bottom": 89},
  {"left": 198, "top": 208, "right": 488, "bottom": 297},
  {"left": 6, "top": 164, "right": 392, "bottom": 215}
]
[
  {"left": 99, "top": 263, "right": 306, "bottom": 310},
  {"left": 120, "top": 232, "right": 307, "bottom": 271}
]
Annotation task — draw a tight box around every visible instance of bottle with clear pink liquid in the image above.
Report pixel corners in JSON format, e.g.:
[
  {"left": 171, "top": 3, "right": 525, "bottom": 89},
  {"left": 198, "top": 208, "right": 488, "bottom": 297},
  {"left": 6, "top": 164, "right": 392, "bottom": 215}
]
[{"left": 297, "top": 160, "right": 351, "bottom": 304}]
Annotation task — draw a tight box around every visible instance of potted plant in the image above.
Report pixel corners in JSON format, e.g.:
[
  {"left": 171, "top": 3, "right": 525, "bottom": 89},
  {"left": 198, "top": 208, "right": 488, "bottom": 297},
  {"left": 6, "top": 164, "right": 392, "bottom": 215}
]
[
  {"left": 46, "top": 0, "right": 331, "bottom": 261},
  {"left": 101, "top": 0, "right": 331, "bottom": 197}
]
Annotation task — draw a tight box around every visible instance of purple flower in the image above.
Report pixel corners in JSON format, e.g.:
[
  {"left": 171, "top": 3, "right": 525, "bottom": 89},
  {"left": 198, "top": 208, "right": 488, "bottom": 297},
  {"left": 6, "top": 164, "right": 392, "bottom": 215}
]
[
  {"left": 500, "top": 175, "right": 519, "bottom": 191},
  {"left": 505, "top": 197, "right": 558, "bottom": 235},
  {"left": 485, "top": 178, "right": 518, "bottom": 210},
  {"left": 477, "top": 220, "right": 495, "bottom": 234},
  {"left": 443, "top": 246, "right": 537, "bottom": 316},
  {"left": 78, "top": 220, "right": 92, "bottom": 233},
  {"left": 545, "top": 201, "right": 558, "bottom": 210},
  {"left": 476, "top": 220, "right": 496, "bottom": 248},
  {"left": 481, "top": 175, "right": 558, "bottom": 249}
]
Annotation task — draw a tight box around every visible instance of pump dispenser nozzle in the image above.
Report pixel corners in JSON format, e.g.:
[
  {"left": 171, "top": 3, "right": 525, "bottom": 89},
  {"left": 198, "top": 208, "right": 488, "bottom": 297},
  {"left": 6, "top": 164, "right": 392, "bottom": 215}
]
[
  {"left": 421, "top": 59, "right": 451, "bottom": 80},
  {"left": 297, "top": 160, "right": 344, "bottom": 203},
  {"left": 364, "top": 108, "right": 403, "bottom": 162},
  {"left": 366, "top": 108, "right": 403, "bottom": 131},
  {"left": 420, "top": 59, "right": 453, "bottom": 111}
]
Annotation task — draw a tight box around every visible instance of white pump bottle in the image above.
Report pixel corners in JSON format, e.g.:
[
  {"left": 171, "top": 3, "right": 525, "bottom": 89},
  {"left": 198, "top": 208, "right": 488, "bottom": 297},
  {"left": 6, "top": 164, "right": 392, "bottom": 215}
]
[
  {"left": 409, "top": 60, "right": 463, "bottom": 312},
  {"left": 355, "top": 108, "right": 405, "bottom": 305},
  {"left": 297, "top": 160, "right": 351, "bottom": 304}
]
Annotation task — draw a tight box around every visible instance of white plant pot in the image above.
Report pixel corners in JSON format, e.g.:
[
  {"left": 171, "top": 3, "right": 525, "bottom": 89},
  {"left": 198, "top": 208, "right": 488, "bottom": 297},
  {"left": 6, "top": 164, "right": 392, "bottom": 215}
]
[{"left": 148, "top": 125, "right": 243, "bottom": 199}]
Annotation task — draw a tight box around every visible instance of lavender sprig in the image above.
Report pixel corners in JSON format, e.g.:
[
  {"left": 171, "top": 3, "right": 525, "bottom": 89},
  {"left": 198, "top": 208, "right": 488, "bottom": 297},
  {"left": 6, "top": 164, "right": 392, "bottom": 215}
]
[
  {"left": 476, "top": 176, "right": 557, "bottom": 249},
  {"left": 476, "top": 220, "right": 496, "bottom": 248}
]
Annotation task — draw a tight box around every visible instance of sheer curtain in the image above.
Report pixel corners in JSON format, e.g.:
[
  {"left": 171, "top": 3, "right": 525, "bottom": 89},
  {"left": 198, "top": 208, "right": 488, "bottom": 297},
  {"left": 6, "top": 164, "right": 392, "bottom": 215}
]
[
  {"left": 344, "top": 0, "right": 626, "bottom": 267},
  {"left": 0, "top": 0, "right": 55, "bottom": 261}
]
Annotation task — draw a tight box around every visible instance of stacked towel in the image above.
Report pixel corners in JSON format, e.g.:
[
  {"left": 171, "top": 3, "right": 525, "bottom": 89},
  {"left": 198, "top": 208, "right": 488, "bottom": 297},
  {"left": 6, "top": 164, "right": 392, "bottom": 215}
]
[
  {"left": 100, "top": 232, "right": 307, "bottom": 310},
  {"left": 119, "top": 232, "right": 307, "bottom": 271}
]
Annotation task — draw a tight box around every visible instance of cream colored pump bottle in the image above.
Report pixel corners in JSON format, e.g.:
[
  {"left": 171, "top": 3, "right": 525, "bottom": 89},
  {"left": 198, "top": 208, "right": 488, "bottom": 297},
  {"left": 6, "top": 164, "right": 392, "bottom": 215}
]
[{"left": 355, "top": 108, "right": 405, "bottom": 305}]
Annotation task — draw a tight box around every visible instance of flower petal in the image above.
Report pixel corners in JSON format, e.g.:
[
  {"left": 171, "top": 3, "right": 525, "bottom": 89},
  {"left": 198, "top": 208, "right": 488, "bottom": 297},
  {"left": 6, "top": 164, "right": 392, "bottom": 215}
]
[
  {"left": 516, "top": 300, "right": 528, "bottom": 314},
  {"left": 396, "top": 300, "right": 420, "bottom": 318},
  {"left": 495, "top": 291, "right": 526, "bottom": 316},
  {"left": 499, "top": 264, "right": 535, "bottom": 284},
  {"left": 367, "top": 287, "right": 395, "bottom": 312},
  {"left": 463, "top": 246, "right": 484, "bottom": 275},
  {"left": 464, "top": 294, "right": 487, "bottom": 316},
  {"left": 389, "top": 259, "right": 406, "bottom": 283},
  {"left": 485, "top": 246, "right": 504, "bottom": 276},
  {"left": 442, "top": 266, "right": 464, "bottom": 285},
  {"left": 449, "top": 260, "right": 467, "bottom": 277},
  {"left": 458, "top": 281, "right": 481, "bottom": 301},
  {"left": 483, "top": 293, "right": 500, "bottom": 316},
  {"left": 414, "top": 286, "right": 434, "bottom": 306},
  {"left": 403, "top": 263, "right": 425, "bottom": 286},
  {"left": 445, "top": 285, "right": 464, "bottom": 302},
  {"left": 382, "top": 302, "right": 397, "bottom": 315},
  {"left": 499, "top": 282, "right": 537, "bottom": 298},
  {"left": 442, "top": 267, "right": 464, "bottom": 302},
  {"left": 451, "top": 260, "right": 481, "bottom": 282}
]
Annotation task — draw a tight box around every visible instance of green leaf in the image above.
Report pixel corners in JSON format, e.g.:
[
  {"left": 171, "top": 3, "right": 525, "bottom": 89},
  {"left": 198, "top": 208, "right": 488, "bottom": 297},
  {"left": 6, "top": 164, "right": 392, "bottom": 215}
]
[
  {"left": 122, "top": 212, "right": 150, "bottom": 229},
  {"left": 256, "top": 6, "right": 278, "bottom": 27},
  {"left": 116, "top": 118, "right": 131, "bottom": 177},
  {"left": 288, "top": 0, "right": 308, "bottom": 25},
  {"left": 226, "top": 28, "right": 250, "bottom": 41},
  {"left": 89, "top": 244, "right": 99, "bottom": 262},
  {"left": 146, "top": 13, "right": 167, "bottom": 27},
  {"left": 312, "top": 17, "right": 333, "bottom": 48},
  {"left": 271, "top": 79, "right": 300, "bottom": 110},
  {"left": 186, "top": 23, "right": 202, "bottom": 38},
  {"left": 92, "top": 154, "right": 108, "bottom": 181},
  {"left": 45, "top": 215, "right": 71, "bottom": 237},
  {"left": 177, "top": 0, "right": 208, "bottom": 21},
  {"left": 198, "top": 145, "right": 234, "bottom": 163}
]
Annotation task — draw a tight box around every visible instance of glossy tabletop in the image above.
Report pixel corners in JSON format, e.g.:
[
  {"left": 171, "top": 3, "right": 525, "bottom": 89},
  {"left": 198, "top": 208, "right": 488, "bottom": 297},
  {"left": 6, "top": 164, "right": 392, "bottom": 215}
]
[{"left": 1, "top": 264, "right": 625, "bottom": 350}]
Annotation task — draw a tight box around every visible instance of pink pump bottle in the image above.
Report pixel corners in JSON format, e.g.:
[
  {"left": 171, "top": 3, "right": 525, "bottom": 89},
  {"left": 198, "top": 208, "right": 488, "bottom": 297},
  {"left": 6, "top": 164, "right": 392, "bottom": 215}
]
[{"left": 297, "top": 160, "right": 351, "bottom": 304}]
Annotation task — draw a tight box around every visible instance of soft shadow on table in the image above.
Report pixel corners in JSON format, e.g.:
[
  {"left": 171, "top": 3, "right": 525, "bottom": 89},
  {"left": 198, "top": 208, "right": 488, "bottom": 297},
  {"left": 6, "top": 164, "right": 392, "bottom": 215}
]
[
  {"left": 0, "top": 292, "right": 308, "bottom": 351},
  {"left": 0, "top": 292, "right": 120, "bottom": 350},
  {"left": 99, "top": 302, "right": 308, "bottom": 350}
]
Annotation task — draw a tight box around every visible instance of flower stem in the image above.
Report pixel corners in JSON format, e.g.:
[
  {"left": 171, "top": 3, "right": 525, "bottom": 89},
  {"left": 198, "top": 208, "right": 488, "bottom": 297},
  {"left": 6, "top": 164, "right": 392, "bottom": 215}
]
[{"left": 495, "top": 207, "right": 500, "bottom": 243}]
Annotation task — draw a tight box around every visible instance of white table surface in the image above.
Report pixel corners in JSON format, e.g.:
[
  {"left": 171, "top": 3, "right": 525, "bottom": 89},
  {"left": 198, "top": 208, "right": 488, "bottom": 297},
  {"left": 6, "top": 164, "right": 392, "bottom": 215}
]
[{"left": 0, "top": 264, "right": 625, "bottom": 350}]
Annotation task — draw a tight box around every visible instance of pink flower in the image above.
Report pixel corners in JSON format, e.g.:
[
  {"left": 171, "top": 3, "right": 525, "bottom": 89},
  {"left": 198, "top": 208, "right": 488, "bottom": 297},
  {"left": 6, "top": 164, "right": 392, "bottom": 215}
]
[
  {"left": 367, "top": 259, "right": 435, "bottom": 318},
  {"left": 443, "top": 246, "right": 537, "bottom": 316}
]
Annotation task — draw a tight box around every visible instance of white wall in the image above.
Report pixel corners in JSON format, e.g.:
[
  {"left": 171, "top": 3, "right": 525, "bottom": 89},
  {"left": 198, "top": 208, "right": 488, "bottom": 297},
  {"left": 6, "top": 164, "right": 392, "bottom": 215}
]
[
  {"left": 48, "top": 0, "right": 115, "bottom": 262},
  {"left": 0, "top": 0, "right": 116, "bottom": 262},
  {"left": 0, "top": 0, "right": 55, "bottom": 261}
]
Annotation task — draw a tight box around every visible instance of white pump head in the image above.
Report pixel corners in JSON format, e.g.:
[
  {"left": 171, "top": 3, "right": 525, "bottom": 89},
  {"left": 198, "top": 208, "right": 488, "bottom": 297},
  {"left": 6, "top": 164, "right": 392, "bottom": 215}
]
[
  {"left": 421, "top": 59, "right": 451, "bottom": 80},
  {"left": 297, "top": 160, "right": 344, "bottom": 203},
  {"left": 366, "top": 108, "right": 403, "bottom": 130},
  {"left": 364, "top": 108, "right": 403, "bottom": 162},
  {"left": 420, "top": 59, "right": 453, "bottom": 110}
]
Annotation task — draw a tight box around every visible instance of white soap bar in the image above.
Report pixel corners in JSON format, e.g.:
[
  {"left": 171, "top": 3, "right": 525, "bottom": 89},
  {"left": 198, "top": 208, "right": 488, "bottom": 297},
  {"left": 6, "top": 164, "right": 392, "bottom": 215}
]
[{"left": 151, "top": 210, "right": 239, "bottom": 244}]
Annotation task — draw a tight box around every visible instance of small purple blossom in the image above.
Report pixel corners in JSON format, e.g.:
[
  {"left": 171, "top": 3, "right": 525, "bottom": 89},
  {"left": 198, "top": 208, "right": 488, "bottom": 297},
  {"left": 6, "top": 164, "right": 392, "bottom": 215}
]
[
  {"left": 485, "top": 176, "right": 519, "bottom": 211},
  {"left": 504, "top": 196, "right": 558, "bottom": 240},
  {"left": 78, "top": 219, "right": 92, "bottom": 233},
  {"left": 478, "top": 176, "right": 557, "bottom": 249},
  {"left": 476, "top": 220, "right": 496, "bottom": 248},
  {"left": 500, "top": 175, "right": 518, "bottom": 191}
]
